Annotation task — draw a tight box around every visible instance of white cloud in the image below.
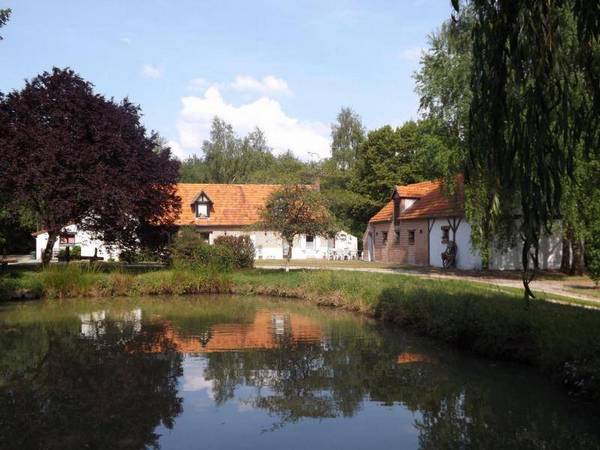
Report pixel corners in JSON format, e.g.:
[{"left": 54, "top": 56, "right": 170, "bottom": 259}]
[
  {"left": 399, "top": 47, "right": 424, "bottom": 62},
  {"left": 173, "top": 86, "right": 329, "bottom": 160},
  {"left": 141, "top": 64, "right": 162, "bottom": 79},
  {"left": 230, "top": 75, "right": 292, "bottom": 96},
  {"left": 119, "top": 37, "right": 132, "bottom": 45},
  {"left": 167, "top": 140, "right": 186, "bottom": 160},
  {"left": 182, "top": 363, "right": 215, "bottom": 399}
]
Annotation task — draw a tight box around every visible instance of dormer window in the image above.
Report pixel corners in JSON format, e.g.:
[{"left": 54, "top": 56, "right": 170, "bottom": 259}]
[
  {"left": 192, "top": 192, "right": 213, "bottom": 219},
  {"left": 197, "top": 202, "right": 209, "bottom": 218}
]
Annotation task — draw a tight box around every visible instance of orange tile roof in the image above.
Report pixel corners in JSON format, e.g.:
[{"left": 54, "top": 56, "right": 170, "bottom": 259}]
[
  {"left": 175, "top": 183, "right": 282, "bottom": 227},
  {"left": 369, "top": 201, "right": 394, "bottom": 223},
  {"left": 133, "top": 311, "right": 323, "bottom": 354},
  {"left": 369, "top": 177, "right": 464, "bottom": 223}
]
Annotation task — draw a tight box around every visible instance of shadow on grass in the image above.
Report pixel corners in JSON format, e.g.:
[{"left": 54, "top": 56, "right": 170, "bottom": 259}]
[{"left": 373, "top": 286, "right": 600, "bottom": 401}]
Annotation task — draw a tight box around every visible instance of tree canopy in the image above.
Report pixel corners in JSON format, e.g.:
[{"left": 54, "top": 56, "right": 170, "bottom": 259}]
[
  {"left": 0, "top": 68, "right": 181, "bottom": 264},
  {"left": 330, "top": 107, "right": 365, "bottom": 172},
  {"left": 258, "top": 185, "right": 336, "bottom": 266},
  {"left": 0, "top": 8, "right": 10, "bottom": 40},
  {"left": 456, "top": 0, "right": 600, "bottom": 296}
]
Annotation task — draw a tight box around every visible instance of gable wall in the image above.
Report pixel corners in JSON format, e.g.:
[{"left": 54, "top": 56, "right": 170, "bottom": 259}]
[
  {"left": 429, "top": 218, "right": 482, "bottom": 270},
  {"left": 366, "top": 219, "right": 428, "bottom": 265}
]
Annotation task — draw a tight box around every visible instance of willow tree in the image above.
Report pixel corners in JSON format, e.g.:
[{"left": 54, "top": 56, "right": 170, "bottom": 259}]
[{"left": 458, "top": 0, "right": 599, "bottom": 299}]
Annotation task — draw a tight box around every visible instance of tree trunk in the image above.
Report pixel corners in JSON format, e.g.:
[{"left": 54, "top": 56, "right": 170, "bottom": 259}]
[
  {"left": 571, "top": 238, "right": 584, "bottom": 276},
  {"left": 521, "top": 240, "right": 537, "bottom": 305},
  {"left": 560, "top": 235, "right": 571, "bottom": 273},
  {"left": 285, "top": 239, "right": 293, "bottom": 272},
  {"left": 42, "top": 231, "right": 58, "bottom": 266}
]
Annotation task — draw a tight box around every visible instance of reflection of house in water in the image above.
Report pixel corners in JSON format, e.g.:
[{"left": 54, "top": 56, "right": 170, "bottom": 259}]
[
  {"left": 396, "top": 352, "right": 435, "bottom": 365},
  {"left": 79, "top": 309, "right": 142, "bottom": 339},
  {"left": 145, "top": 311, "right": 323, "bottom": 354}
]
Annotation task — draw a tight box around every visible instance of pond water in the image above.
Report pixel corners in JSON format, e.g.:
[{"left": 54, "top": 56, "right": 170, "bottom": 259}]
[{"left": 1, "top": 296, "right": 599, "bottom": 450}]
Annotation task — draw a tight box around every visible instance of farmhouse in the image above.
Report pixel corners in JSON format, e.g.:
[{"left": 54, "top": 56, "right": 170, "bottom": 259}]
[
  {"left": 34, "top": 183, "right": 357, "bottom": 261},
  {"left": 363, "top": 177, "right": 562, "bottom": 270}
]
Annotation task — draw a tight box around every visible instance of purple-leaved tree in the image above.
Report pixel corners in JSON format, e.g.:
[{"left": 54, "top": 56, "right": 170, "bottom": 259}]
[{"left": 0, "top": 68, "right": 181, "bottom": 264}]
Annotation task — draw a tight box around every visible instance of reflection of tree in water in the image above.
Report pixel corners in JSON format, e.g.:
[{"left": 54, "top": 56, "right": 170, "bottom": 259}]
[
  {"left": 0, "top": 319, "right": 183, "bottom": 450},
  {"left": 203, "top": 325, "right": 600, "bottom": 448}
]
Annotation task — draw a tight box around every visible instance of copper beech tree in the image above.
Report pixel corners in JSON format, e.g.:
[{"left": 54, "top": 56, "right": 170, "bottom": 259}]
[
  {"left": 0, "top": 68, "right": 181, "bottom": 264},
  {"left": 257, "top": 185, "right": 337, "bottom": 270}
]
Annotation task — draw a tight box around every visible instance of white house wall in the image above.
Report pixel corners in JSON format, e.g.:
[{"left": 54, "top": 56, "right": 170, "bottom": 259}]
[
  {"left": 35, "top": 225, "right": 121, "bottom": 261},
  {"left": 37, "top": 225, "right": 358, "bottom": 262},
  {"left": 489, "top": 231, "right": 562, "bottom": 270},
  {"left": 210, "top": 230, "right": 358, "bottom": 260},
  {"left": 429, "top": 219, "right": 482, "bottom": 270},
  {"left": 428, "top": 218, "right": 563, "bottom": 271}
]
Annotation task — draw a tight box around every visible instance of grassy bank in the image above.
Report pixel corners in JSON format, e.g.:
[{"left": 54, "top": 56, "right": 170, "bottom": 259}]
[{"left": 2, "top": 265, "right": 600, "bottom": 399}]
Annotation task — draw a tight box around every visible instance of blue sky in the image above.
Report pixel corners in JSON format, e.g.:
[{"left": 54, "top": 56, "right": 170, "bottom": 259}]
[{"left": 0, "top": 0, "right": 452, "bottom": 160}]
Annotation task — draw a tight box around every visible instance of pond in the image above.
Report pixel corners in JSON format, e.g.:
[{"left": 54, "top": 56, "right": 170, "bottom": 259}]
[{"left": 1, "top": 296, "right": 599, "bottom": 450}]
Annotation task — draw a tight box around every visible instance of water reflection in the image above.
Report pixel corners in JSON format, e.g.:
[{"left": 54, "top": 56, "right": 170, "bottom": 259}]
[{"left": 0, "top": 297, "right": 599, "bottom": 450}]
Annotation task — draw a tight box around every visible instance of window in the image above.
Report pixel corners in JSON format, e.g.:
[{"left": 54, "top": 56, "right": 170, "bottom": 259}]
[
  {"left": 395, "top": 231, "right": 400, "bottom": 243},
  {"left": 199, "top": 232, "right": 210, "bottom": 243},
  {"left": 408, "top": 230, "right": 415, "bottom": 245},
  {"left": 382, "top": 232, "right": 388, "bottom": 243},
  {"left": 194, "top": 192, "right": 212, "bottom": 218},
  {"left": 394, "top": 199, "right": 400, "bottom": 221},
  {"left": 441, "top": 226, "right": 450, "bottom": 244},
  {"left": 196, "top": 202, "right": 209, "bottom": 218},
  {"left": 306, "top": 235, "right": 314, "bottom": 249},
  {"left": 59, "top": 233, "right": 76, "bottom": 244}
]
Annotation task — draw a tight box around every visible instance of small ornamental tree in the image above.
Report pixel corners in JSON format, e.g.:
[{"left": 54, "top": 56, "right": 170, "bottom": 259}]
[
  {"left": 0, "top": 68, "right": 181, "bottom": 265},
  {"left": 257, "top": 185, "right": 337, "bottom": 270}
]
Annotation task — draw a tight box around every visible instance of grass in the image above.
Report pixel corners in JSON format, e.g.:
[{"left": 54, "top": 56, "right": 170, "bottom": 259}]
[
  {"left": 2, "top": 264, "right": 600, "bottom": 400},
  {"left": 565, "top": 285, "right": 600, "bottom": 299},
  {"left": 0, "top": 263, "right": 229, "bottom": 300}
]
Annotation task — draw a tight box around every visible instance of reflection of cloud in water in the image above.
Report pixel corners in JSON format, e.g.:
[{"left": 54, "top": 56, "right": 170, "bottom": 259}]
[
  {"left": 182, "top": 360, "right": 215, "bottom": 399},
  {"left": 237, "top": 400, "right": 254, "bottom": 413}
]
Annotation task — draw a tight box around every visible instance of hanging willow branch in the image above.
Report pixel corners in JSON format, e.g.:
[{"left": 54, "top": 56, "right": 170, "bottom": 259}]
[{"left": 456, "top": 0, "right": 599, "bottom": 299}]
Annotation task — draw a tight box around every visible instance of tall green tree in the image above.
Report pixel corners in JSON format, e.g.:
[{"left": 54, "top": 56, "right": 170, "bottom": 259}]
[
  {"left": 330, "top": 107, "right": 365, "bottom": 171},
  {"left": 414, "top": 3, "right": 474, "bottom": 183},
  {"left": 180, "top": 118, "right": 277, "bottom": 183},
  {"left": 351, "top": 123, "right": 426, "bottom": 204},
  {"left": 0, "top": 8, "right": 10, "bottom": 40},
  {"left": 460, "top": 1, "right": 599, "bottom": 298}
]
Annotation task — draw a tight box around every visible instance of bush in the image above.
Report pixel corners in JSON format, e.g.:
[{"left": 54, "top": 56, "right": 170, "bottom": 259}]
[
  {"left": 586, "top": 225, "right": 600, "bottom": 287},
  {"left": 213, "top": 235, "right": 255, "bottom": 268},
  {"left": 70, "top": 245, "right": 81, "bottom": 259},
  {"left": 58, "top": 245, "right": 82, "bottom": 261},
  {"left": 170, "top": 228, "right": 236, "bottom": 272}
]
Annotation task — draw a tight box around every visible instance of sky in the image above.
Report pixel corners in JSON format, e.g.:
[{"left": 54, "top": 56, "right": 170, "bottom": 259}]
[{"left": 0, "top": 0, "right": 453, "bottom": 160}]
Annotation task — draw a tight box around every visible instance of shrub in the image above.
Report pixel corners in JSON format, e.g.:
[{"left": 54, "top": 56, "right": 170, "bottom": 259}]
[
  {"left": 213, "top": 235, "right": 255, "bottom": 268},
  {"left": 170, "top": 228, "right": 236, "bottom": 272},
  {"left": 586, "top": 225, "right": 600, "bottom": 287},
  {"left": 70, "top": 245, "right": 81, "bottom": 259},
  {"left": 58, "top": 245, "right": 82, "bottom": 261}
]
